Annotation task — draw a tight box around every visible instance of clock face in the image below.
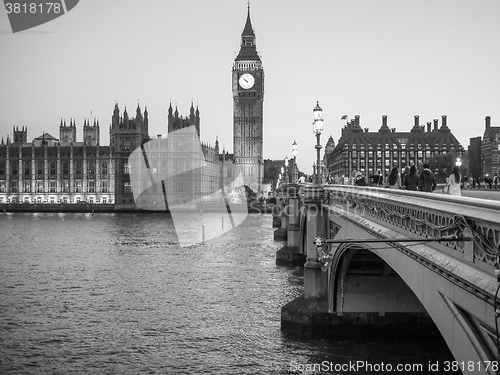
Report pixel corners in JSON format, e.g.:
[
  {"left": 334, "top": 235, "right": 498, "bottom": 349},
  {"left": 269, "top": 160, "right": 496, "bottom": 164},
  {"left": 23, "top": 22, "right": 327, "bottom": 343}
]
[{"left": 238, "top": 73, "right": 255, "bottom": 89}]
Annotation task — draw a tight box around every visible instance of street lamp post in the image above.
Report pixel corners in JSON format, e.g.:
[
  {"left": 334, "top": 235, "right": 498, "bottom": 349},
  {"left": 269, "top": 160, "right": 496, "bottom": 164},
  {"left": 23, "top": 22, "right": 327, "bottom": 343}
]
[
  {"left": 312, "top": 101, "right": 324, "bottom": 184},
  {"left": 284, "top": 156, "right": 289, "bottom": 184},
  {"left": 292, "top": 140, "right": 298, "bottom": 183},
  {"left": 456, "top": 157, "right": 462, "bottom": 167}
]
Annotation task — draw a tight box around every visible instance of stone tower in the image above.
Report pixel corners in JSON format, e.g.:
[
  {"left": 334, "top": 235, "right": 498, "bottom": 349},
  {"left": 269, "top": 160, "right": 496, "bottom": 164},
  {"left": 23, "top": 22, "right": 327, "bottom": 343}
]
[
  {"left": 168, "top": 102, "right": 200, "bottom": 136},
  {"left": 13, "top": 126, "right": 27, "bottom": 143},
  {"left": 83, "top": 119, "right": 100, "bottom": 146},
  {"left": 59, "top": 119, "right": 77, "bottom": 143},
  {"left": 110, "top": 103, "right": 150, "bottom": 206},
  {"left": 232, "top": 5, "right": 264, "bottom": 192}
]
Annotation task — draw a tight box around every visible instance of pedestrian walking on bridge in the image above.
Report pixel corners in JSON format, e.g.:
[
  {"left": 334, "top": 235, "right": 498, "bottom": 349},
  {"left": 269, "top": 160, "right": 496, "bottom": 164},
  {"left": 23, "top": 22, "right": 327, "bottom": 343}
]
[{"left": 418, "top": 163, "right": 437, "bottom": 192}]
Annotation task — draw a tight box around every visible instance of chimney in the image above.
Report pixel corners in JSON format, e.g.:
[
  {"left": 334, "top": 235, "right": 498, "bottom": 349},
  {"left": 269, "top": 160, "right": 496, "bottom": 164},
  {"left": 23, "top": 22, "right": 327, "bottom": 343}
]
[
  {"left": 364, "top": 128, "right": 369, "bottom": 133},
  {"left": 442, "top": 115, "right": 447, "bottom": 128},
  {"left": 486, "top": 116, "right": 491, "bottom": 130},
  {"left": 427, "top": 122, "right": 432, "bottom": 133},
  {"left": 414, "top": 115, "right": 419, "bottom": 128},
  {"left": 391, "top": 128, "right": 395, "bottom": 132},
  {"left": 355, "top": 115, "right": 360, "bottom": 127},
  {"left": 433, "top": 119, "right": 438, "bottom": 131},
  {"left": 382, "top": 115, "right": 387, "bottom": 127}
]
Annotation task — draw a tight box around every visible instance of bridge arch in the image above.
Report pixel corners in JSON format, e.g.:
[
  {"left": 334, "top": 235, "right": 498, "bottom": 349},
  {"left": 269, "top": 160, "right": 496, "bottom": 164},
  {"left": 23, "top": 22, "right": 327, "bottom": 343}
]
[{"left": 328, "top": 243, "right": 432, "bottom": 336}]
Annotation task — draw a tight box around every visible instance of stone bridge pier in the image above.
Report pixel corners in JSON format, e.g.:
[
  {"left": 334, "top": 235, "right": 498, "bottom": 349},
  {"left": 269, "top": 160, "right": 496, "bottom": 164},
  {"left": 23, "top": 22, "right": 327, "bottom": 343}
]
[
  {"left": 276, "top": 183, "right": 306, "bottom": 266},
  {"left": 273, "top": 186, "right": 288, "bottom": 241},
  {"left": 281, "top": 185, "right": 335, "bottom": 335}
]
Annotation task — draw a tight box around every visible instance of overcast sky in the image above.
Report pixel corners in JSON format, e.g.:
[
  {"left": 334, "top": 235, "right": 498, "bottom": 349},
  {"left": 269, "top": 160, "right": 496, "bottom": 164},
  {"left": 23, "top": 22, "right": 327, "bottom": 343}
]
[{"left": 1, "top": 0, "right": 499, "bottom": 173}]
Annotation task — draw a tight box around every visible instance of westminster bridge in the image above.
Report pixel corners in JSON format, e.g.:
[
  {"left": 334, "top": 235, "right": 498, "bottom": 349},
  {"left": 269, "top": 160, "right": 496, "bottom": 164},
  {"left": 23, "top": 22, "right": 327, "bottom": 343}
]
[{"left": 275, "top": 183, "right": 500, "bottom": 375}]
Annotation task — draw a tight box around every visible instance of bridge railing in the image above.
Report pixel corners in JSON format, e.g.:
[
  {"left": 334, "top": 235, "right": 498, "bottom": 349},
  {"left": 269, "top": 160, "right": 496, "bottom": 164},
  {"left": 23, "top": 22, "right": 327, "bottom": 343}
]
[{"left": 323, "top": 185, "right": 500, "bottom": 276}]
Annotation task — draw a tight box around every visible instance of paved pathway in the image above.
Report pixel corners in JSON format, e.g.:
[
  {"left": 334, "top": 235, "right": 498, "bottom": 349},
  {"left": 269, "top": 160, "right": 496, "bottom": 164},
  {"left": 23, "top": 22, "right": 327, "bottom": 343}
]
[{"left": 461, "top": 189, "right": 500, "bottom": 201}]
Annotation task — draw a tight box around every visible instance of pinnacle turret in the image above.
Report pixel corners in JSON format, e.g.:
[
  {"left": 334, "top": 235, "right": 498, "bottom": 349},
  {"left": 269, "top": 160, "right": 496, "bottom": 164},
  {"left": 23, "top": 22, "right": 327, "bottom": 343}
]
[{"left": 242, "top": 7, "right": 255, "bottom": 37}]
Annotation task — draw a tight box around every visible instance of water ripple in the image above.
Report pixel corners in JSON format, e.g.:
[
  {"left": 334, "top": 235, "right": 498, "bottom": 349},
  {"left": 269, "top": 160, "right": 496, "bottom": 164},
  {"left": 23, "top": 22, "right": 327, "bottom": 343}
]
[{"left": 0, "top": 213, "right": 457, "bottom": 374}]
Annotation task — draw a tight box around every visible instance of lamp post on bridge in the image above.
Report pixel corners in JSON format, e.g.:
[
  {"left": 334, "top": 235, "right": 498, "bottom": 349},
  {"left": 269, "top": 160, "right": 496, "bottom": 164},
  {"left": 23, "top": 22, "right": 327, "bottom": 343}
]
[
  {"left": 292, "top": 140, "right": 298, "bottom": 183},
  {"left": 284, "top": 156, "right": 289, "bottom": 184},
  {"left": 312, "top": 101, "right": 324, "bottom": 184}
]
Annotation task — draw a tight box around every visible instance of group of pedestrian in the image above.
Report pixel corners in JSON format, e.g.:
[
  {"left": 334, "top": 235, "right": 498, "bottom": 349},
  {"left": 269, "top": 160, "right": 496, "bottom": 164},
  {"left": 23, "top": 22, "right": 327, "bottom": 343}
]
[
  {"left": 354, "top": 163, "right": 462, "bottom": 196},
  {"left": 466, "top": 174, "right": 499, "bottom": 190},
  {"left": 481, "top": 174, "right": 499, "bottom": 190}
]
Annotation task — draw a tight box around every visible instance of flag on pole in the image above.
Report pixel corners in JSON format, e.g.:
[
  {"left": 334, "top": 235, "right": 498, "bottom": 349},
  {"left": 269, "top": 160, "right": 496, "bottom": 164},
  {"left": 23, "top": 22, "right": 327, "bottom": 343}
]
[{"left": 341, "top": 115, "right": 347, "bottom": 120}]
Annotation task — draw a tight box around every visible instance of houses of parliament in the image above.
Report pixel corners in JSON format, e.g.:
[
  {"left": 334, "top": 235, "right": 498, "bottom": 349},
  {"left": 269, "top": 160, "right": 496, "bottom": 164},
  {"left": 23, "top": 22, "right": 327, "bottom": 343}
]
[
  {"left": 0, "top": 7, "right": 264, "bottom": 209},
  {"left": 1, "top": 5, "right": 498, "bottom": 209}
]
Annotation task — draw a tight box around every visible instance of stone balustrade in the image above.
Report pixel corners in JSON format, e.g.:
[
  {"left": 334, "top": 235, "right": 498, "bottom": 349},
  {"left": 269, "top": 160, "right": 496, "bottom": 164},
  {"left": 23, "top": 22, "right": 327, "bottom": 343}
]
[{"left": 325, "top": 186, "right": 500, "bottom": 277}]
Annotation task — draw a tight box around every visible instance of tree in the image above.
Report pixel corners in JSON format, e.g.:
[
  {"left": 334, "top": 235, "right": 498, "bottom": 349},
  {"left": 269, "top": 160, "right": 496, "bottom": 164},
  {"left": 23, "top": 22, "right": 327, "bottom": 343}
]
[{"left": 426, "top": 152, "right": 469, "bottom": 183}]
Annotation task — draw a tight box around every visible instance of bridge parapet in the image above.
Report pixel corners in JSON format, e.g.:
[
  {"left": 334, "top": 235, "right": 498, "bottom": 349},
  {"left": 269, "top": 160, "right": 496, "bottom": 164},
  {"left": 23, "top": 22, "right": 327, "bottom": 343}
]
[{"left": 325, "top": 186, "right": 500, "bottom": 276}]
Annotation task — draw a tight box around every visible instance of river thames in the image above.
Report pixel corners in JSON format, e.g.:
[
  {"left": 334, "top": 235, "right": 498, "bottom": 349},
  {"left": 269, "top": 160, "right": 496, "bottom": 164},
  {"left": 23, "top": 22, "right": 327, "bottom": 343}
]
[{"left": 0, "top": 213, "right": 459, "bottom": 374}]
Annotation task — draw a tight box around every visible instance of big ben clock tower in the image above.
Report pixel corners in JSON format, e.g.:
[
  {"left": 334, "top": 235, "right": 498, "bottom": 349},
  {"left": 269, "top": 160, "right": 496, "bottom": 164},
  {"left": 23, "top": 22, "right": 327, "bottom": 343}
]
[{"left": 233, "top": 5, "right": 264, "bottom": 192}]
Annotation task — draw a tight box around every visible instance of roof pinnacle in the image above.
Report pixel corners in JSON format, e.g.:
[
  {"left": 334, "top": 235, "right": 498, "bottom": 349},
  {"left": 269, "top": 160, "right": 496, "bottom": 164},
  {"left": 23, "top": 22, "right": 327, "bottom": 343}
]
[{"left": 242, "top": 2, "right": 255, "bottom": 37}]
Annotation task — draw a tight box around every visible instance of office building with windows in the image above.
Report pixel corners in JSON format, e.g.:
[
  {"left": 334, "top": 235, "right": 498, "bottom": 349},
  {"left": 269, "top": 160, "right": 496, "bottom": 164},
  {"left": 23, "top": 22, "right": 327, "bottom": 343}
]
[{"left": 327, "top": 114, "right": 464, "bottom": 181}]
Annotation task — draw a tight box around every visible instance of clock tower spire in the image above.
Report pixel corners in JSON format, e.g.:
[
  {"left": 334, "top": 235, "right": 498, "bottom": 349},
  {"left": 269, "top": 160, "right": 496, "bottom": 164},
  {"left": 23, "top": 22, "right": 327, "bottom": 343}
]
[{"left": 232, "top": 4, "right": 264, "bottom": 192}]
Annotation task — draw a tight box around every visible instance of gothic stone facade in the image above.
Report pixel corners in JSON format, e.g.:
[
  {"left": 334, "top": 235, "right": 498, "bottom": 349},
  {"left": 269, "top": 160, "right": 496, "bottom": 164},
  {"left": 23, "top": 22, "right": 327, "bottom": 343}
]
[
  {"left": 0, "top": 124, "right": 114, "bottom": 205},
  {"left": 0, "top": 103, "right": 239, "bottom": 209},
  {"left": 0, "top": 7, "right": 263, "bottom": 207}
]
